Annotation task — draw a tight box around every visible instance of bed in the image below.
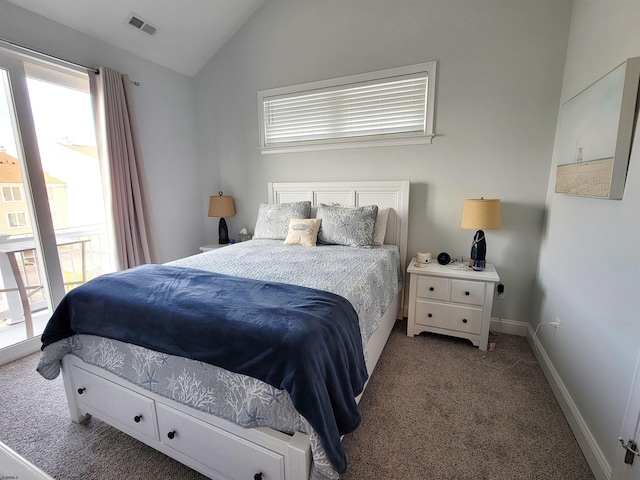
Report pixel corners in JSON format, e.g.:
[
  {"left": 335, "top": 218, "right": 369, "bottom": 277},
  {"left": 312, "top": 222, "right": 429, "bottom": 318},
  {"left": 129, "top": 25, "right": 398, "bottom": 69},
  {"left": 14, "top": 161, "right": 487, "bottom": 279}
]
[{"left": 36, "top": 180, "right": 410, "bottom": 480}]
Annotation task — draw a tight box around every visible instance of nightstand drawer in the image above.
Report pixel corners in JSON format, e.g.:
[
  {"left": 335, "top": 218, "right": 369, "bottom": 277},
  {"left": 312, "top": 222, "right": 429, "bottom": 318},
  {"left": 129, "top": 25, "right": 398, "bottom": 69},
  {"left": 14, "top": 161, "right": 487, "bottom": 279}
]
[
  {"left": 415, "top": 275, "right": 448, "bottom": 301},
  {"left": 450, "top": 280, "right": 485, "bottom": 306},
  {"left": 414, "top": 300, "right": 483, "bottom": 335}
]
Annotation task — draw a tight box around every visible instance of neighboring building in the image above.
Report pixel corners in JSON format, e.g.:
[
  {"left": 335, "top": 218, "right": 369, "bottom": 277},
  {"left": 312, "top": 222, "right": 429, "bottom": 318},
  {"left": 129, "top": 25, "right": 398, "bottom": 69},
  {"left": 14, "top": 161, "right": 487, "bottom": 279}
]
[{"left": 0, "top": 149, "right": 69, "bottom": 236}]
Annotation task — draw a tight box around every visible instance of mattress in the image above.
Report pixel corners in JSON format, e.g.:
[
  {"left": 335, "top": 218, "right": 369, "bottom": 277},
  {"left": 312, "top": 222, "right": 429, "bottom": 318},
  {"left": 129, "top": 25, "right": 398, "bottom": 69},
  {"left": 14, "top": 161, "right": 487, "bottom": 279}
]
[{"left": 38, "top": 240, "right": 402, "bottom": 479}]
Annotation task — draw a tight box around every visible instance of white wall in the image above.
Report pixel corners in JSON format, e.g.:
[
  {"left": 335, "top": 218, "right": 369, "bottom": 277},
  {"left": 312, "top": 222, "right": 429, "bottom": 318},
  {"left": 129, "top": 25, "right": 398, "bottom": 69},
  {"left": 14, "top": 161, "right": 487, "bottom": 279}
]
[
  {"left": 535, "top": 1, "right": 640, "bottom": 476},
  {"left": 6, "top": 0, "right": 632, "bottom": 475},
  {"left": 0, "top": 0, "right": 205, "bottom": 262},
  {"left": 194, "top": 0, "right": 573, "bottom": 325}
]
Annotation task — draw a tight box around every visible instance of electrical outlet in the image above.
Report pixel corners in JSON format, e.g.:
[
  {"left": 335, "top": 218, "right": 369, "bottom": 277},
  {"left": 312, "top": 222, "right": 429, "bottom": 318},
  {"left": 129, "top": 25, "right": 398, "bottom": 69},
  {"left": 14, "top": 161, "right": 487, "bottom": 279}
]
[
  {"left": 550, "top": 318, "right": 561, "bottom": 337},
  {"left": 495, "top": 283, "right": 505, "bottom": 299}
]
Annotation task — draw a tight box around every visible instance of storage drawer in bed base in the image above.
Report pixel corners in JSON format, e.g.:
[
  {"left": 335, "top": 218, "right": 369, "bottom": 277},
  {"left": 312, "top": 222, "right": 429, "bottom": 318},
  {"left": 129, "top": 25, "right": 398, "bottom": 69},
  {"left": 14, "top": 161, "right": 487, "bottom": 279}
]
[{"left": 61, "top": 355, "right": 311, "bottom": 480}]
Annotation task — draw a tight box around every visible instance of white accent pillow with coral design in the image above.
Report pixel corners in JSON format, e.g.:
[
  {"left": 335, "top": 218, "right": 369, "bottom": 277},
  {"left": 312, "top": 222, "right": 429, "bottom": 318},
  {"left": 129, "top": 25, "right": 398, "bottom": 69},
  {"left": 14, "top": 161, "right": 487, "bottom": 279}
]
[{"left": 284, "top": 218, "right": 322, "bottom": 246}]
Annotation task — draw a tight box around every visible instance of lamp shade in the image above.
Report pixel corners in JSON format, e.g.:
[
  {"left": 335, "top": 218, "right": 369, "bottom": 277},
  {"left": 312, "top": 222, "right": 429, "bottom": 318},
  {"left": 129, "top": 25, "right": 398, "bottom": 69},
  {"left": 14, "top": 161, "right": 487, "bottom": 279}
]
[
  {"left": 208, "top": 195, "right": 235, "bottom": 218},
  {"left": 461, "top": 198, "right": 501, "bottom": 230}
]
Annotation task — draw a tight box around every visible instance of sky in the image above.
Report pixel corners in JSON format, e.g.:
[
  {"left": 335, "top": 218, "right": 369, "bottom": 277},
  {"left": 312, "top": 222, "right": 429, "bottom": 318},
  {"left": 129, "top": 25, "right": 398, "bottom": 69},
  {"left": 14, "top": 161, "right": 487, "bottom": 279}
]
[
  {"left": 0, "top": 72, "right": 104, "bottom": 230},
  {"left": 0, "top": 74, "right": 96, "bottom": 158},
  {"left": 556, "top": 63, "right": 624, "bottom": 166}
]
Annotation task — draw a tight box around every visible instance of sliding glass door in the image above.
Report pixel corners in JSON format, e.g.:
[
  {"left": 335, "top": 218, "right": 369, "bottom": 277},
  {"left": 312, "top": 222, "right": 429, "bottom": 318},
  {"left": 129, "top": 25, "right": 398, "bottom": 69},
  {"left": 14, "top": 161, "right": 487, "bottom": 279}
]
[
  {"left": 0, "top": 50, "right": 114, "bottom": 362},
  {"left": 0, "top": 63, "right": 56, "bottom": 352}
]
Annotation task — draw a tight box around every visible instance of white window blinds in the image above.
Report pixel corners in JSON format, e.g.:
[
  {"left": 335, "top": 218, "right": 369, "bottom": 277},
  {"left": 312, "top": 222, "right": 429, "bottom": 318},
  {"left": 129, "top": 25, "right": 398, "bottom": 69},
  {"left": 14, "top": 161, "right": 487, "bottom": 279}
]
[{"left": 258, "top": 62, "right": 436, "bottom": 153}]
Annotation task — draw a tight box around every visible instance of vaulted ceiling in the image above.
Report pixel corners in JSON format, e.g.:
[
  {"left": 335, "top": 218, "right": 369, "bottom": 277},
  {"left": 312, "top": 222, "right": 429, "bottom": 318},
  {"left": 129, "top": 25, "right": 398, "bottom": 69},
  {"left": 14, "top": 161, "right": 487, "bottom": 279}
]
[{"left": 5, "top": 0, "right": 266, "bottom": 76}]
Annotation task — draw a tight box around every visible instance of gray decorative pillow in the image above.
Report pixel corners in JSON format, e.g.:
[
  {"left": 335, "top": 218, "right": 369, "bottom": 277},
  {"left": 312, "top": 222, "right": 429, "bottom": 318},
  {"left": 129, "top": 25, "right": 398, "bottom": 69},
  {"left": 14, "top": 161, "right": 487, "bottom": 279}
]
[
  {"left": 316, "top": 203, "right": 379, "bottom": 246},
  {"left": 253, "top": 201, "right": 312, "bottom": 239}
]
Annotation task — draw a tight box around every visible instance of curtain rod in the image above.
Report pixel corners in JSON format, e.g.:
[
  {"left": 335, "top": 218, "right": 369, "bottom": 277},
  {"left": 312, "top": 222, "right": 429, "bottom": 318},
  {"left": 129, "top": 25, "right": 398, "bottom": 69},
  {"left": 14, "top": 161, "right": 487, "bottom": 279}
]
[
  {"left": 0, "top": 38, "right": 140, "bottom": 86},
  {"left": 0, "top": 37, "right": 99, "bottom": 74}
]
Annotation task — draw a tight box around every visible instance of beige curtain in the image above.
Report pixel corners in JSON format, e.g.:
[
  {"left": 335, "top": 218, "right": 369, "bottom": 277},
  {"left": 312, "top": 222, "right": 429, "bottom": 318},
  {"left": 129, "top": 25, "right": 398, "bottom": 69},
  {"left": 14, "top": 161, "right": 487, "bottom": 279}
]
[{"left": 90, "top": 67, "right": 157, "bottom": 269}]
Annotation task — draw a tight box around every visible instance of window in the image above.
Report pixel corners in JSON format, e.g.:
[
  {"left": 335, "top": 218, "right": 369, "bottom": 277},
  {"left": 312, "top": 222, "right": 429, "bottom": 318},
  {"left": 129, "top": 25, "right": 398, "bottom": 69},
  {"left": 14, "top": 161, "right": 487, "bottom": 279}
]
[
  {"left": 1, "top": 186, "right": 23, "bottom": 202},
  {"left": 258, "top": 62, "right": 436, "bottom": 153},
  {"left": 7, "top": 211, "right": 27, "bottom": 228}
]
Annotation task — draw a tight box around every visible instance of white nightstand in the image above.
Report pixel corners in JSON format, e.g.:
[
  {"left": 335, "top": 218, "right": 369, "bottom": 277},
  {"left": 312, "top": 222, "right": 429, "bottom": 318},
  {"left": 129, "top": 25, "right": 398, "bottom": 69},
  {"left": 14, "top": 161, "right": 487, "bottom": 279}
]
[
  {"left": 406, "top": 258, "right": 500, "bottom": 351},
  {"left": 199, "top": 244, "right": 227, "bottom": 252}
]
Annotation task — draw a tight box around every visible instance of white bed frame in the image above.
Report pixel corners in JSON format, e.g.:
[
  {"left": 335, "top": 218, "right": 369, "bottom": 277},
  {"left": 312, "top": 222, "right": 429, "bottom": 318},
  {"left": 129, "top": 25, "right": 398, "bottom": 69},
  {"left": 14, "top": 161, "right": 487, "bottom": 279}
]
[{"left": 60, "top": 180, "right": 410, "bottom": 480}]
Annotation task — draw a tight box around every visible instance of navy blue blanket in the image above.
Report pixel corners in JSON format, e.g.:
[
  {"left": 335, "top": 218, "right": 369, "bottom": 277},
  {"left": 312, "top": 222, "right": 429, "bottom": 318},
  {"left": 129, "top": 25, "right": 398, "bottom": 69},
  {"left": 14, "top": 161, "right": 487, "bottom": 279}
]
[{"left": 41, "top": 264, "right": 368, "bottom": 473}]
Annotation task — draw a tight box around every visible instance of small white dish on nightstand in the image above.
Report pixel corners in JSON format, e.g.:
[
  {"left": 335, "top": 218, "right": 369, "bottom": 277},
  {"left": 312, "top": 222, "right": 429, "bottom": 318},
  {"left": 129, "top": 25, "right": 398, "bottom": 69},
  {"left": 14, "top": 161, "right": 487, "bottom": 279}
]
[{"left": 447, "top": 262, "right": 468, "bottom": 271}]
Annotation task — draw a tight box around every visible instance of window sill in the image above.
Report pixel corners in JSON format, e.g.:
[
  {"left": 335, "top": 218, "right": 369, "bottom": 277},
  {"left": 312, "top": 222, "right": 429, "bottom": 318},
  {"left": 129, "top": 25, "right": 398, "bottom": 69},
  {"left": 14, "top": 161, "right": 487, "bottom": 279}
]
[{"left": 259, "top": 134, "right": 435, "bottom": 155}]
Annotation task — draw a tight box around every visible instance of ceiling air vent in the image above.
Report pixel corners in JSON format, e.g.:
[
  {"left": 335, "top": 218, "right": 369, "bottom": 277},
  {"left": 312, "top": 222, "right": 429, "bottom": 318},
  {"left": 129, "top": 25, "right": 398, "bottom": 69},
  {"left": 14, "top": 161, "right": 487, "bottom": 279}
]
[
  {"left": 140, "top": 23, "right": 157, "bottom": 35},
  {"left": 126, "top": 13, "right": 157, "bottom": 36}
]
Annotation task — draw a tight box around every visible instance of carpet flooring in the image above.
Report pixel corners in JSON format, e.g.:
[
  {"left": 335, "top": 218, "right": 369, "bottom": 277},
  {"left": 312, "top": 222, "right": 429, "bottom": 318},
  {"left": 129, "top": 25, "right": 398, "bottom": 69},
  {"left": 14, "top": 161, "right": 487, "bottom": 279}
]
[
  {"left": 341, "top": 321, "right": 595, "bottom": 479},
  {"left": 0, "top": 320, "right": 595, "bottom": 479}
]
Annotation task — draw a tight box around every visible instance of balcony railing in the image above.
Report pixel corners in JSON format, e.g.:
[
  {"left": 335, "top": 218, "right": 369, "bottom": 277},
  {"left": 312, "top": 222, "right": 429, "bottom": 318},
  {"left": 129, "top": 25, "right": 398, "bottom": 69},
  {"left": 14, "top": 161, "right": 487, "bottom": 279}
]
[{"left": 0, "top": 224, "right": 113, "bottom": 325}]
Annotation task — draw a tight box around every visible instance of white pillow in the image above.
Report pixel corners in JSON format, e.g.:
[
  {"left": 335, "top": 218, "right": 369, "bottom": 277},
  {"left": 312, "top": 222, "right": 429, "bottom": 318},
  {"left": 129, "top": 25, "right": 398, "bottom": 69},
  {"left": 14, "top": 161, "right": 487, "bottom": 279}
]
[
  {"left": 284, "top": 218, "right": 322, "bottom": 246},
  {"left": 372, "top": 207, "right": 390, "bottom": 246}
]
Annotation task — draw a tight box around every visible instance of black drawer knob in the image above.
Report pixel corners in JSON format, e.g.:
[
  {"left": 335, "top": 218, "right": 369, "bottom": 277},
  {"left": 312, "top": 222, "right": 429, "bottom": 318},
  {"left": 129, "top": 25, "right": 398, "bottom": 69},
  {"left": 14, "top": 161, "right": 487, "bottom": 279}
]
[
  {"left": 254, "top": 474, "right": 263, "bottom": 480},
  {"left": 465, "top": 291, "right": 470, "bottom": 296},
  {"left": 462, "top": 318, "right": 468, "bottom": 323},
  {"left": 167, "top": 431, "right": 176, "bottom": 440},
  {"left": 427, "top": 313, "right": 432, "bottom": 318},
  {"left": 429, "top": 287, "right": 434, "bottom": 291},
  {"left": 77, "top": 388, "right": 85, "bottom": 394},
  {"left": 134, "top": 415, "right": 142, "bottom": 423}
]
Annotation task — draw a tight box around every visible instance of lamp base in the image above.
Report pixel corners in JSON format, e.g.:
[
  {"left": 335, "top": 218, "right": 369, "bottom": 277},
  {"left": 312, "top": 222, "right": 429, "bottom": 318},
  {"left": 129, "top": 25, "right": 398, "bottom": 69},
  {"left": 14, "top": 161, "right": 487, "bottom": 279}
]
[
  {"left": 470, "top": 229, "right": 486, "bottom": 271},
  {"left": 218, "top": 217, "right": 229, "bottom": 244},
  {"left": 469, "top": 259, "right": 486, "bottom": 271}
]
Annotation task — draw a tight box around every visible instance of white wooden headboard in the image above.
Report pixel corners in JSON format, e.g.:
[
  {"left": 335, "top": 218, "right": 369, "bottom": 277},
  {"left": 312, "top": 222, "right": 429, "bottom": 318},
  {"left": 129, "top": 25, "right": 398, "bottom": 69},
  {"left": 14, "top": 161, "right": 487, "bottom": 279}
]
[{"left": 268, "top": 181, "right": 410, "bottom": 272}]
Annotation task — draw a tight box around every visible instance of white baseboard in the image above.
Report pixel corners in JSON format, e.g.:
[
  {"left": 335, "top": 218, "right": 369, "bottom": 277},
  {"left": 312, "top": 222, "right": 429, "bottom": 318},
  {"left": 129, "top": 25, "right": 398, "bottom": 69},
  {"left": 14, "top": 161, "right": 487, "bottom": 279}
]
[
  {"left": 490, "top": 317, "right": 528, "bottom": 336},
  {"left": 0, "top": 336, "right": 41, "bottom": 366},
  {"left": 526, "top": 326, "right": 610, "bottom": 480}
]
